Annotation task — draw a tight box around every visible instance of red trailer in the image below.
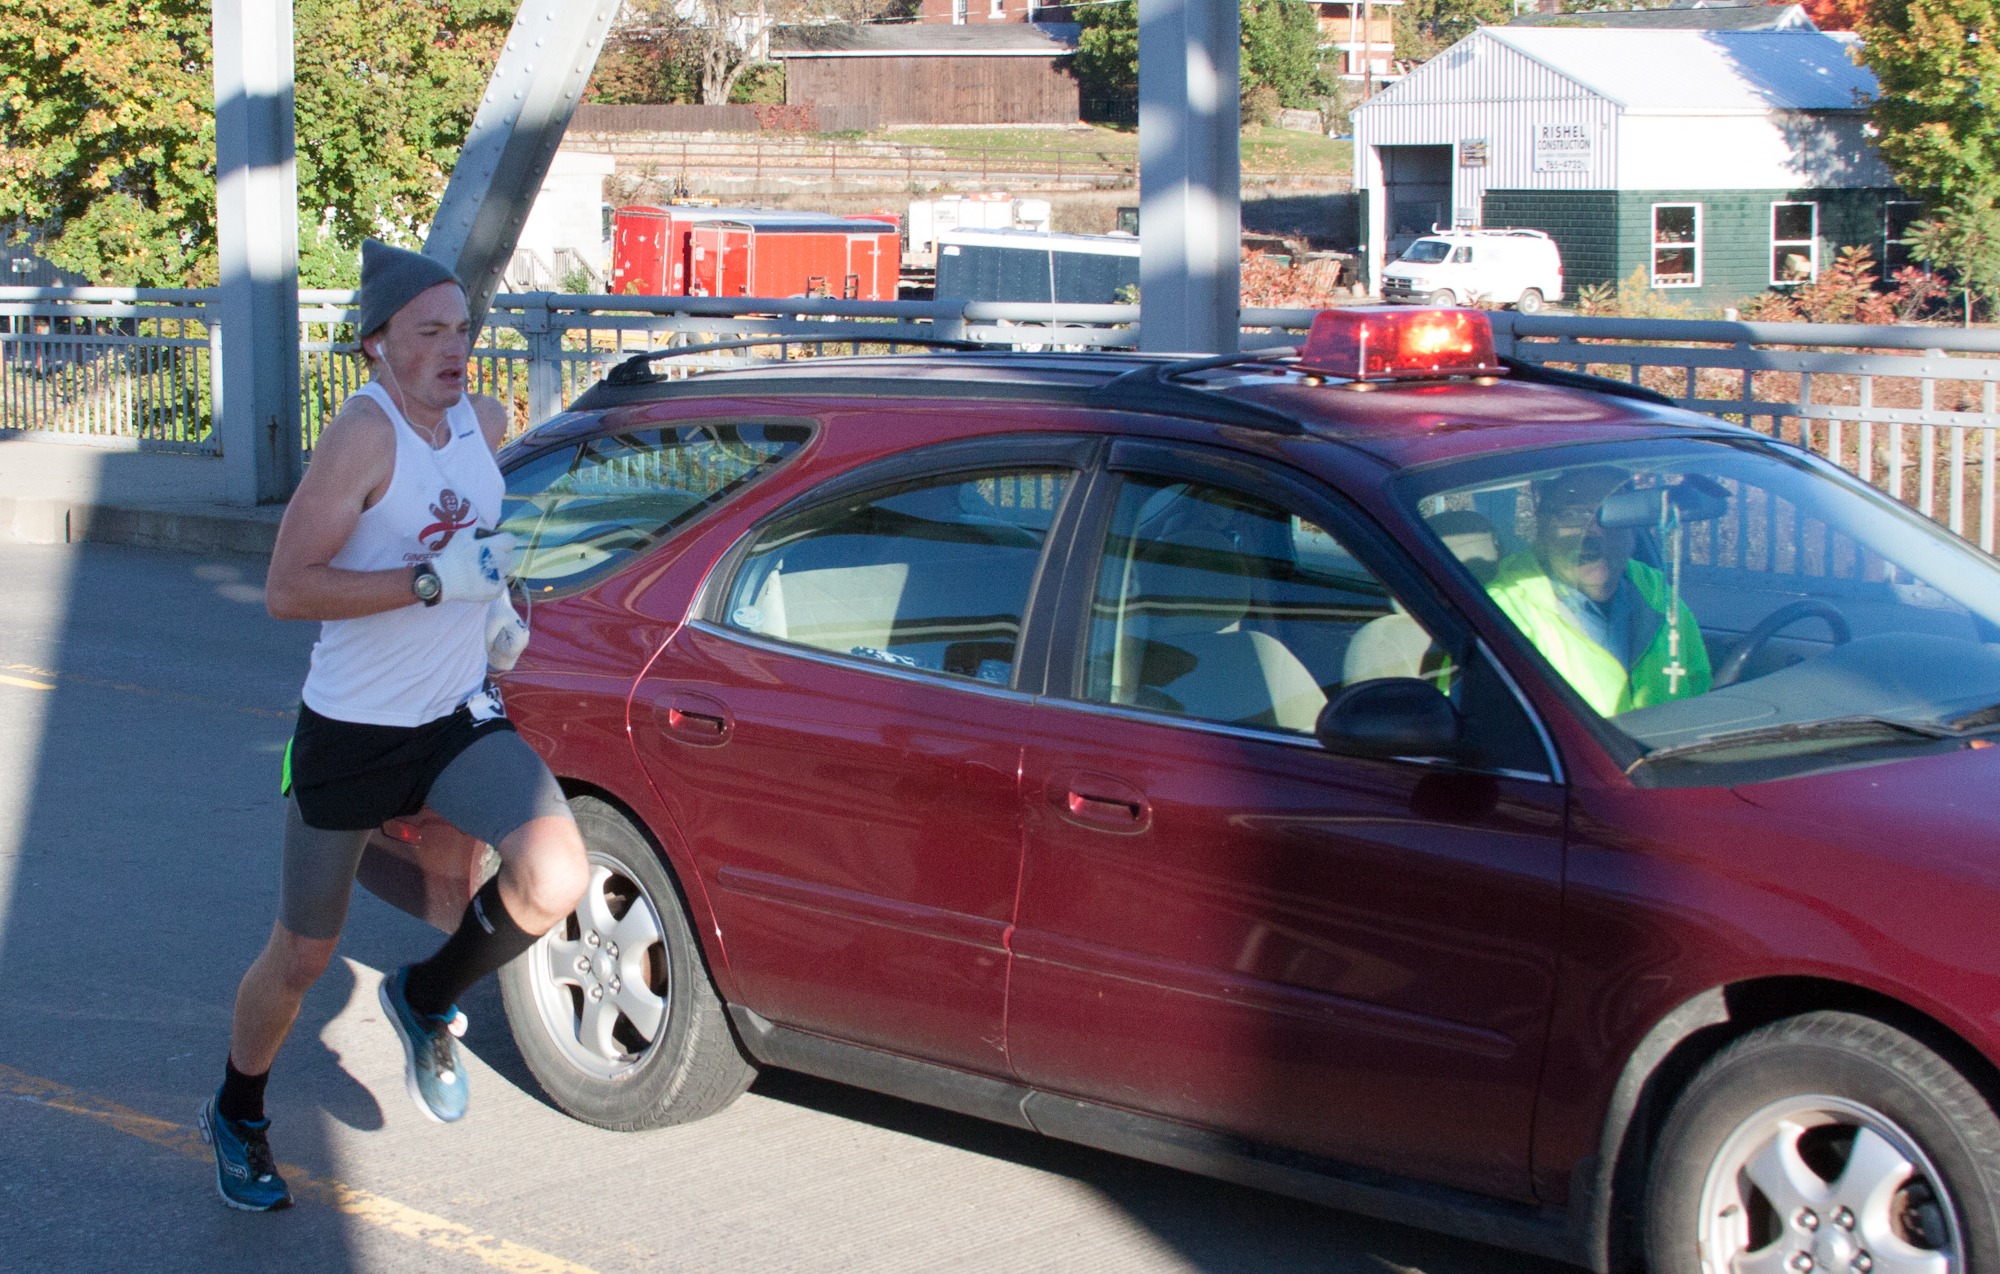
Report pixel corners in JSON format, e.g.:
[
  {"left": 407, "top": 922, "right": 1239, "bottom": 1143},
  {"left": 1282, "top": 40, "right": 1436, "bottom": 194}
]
[{"left": 611, "top": 206, "right": 899, "bottom": 300}]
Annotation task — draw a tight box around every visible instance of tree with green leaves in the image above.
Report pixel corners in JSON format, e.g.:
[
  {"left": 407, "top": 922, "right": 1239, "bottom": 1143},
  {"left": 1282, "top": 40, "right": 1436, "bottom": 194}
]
[
  {"left": 1859, "top": 0, "right": 1997, "bottom": 203},
  {"left": 1908, "top": 195, "right": 2000, "bottom": 314},
  {"left": 1241, "top": 0, "right": 1327, "bottom": 109},
  {"left": 1071, "top": 0, "right": 1331, "bottom": 112},
  {"left": 0, "top": 1, "right": 214, "bottom": 285},
  {"left": 1393, "top": 0, "right": 1509, "bottom": 63},
  {"left": 1073, "top": 0, "right": 1138, "bottom": 101},
  {"left": 0, "top": 0, "right": 511, "bottom": 288},
  {"left": 1857, "top": 0, "right": 2000, "bottom": 312}
]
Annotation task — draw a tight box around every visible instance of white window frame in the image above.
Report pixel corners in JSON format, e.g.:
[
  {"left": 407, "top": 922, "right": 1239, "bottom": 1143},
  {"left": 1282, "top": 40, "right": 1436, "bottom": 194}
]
[
  {"left": 1770, "top": 201, "right": 1819, "bottom": 286},
  {"left": 1884, "top": 200, "right": 1924, "bottom": 275},
  {"left": 1650, "top": 203, "right": 1702, "bottom": 289}
]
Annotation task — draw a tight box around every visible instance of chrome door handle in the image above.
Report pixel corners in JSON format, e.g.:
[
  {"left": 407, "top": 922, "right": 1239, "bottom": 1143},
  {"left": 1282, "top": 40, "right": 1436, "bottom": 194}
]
[
  {"left": 1051, "top": 771, "right": 1151, "bottom": 834},
  {"left": 654, "top": 692, "right": 732, "bottom": 746}
]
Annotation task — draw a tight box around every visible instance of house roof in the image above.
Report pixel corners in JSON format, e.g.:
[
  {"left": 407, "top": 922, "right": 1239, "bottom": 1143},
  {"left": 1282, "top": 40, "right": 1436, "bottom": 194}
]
[
  {"left": 771, "top": 22, "right": 1080, "bottom": 58},
  {"left": 1508, "top": 3, "right": 1815, "bottom": 31},
  {"left": 1365, "top": 29, "right": 1877, "bottom": 114}
]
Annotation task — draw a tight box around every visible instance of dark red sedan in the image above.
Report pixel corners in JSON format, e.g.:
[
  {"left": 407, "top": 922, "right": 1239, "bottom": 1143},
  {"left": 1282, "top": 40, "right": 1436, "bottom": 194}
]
[{"left": 471, "top": 310, "right": 2000, "bottom": 1274}]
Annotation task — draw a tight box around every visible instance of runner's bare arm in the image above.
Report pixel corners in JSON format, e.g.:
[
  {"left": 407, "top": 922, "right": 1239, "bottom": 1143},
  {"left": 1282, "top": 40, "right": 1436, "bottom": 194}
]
[
  {"left": 471, "top": 393, "right": 510, "bottom": 452},
  {"left": 265, "top": 397, "right": 415, "bottom": 622}
]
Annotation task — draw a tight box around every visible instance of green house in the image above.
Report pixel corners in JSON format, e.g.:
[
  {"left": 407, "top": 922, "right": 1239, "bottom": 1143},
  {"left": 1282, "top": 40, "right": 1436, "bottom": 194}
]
[{"left": 1351, "top": 29, "right": 1919, "bottom": 309}]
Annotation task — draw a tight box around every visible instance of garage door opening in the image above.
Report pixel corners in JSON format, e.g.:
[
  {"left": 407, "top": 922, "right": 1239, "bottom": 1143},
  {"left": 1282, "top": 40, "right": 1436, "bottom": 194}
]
[{"left": 1379, "top": 145, "right": 1453, "bottom": 260}]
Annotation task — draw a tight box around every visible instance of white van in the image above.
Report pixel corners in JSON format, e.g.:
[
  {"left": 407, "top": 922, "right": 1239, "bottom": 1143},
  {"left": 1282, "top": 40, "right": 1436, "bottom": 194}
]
[{"left": 1380, "top": 229, "right": 1563, "bottom": 313}]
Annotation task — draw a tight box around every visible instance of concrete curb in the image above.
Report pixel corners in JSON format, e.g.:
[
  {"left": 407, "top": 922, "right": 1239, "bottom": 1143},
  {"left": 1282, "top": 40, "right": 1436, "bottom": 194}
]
[{"left": 1, "top": 496, "right": 279, "bottom": 557}]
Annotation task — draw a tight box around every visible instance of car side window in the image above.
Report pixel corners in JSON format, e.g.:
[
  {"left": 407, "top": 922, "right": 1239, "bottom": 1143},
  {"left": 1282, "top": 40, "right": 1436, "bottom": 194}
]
[
  {"left": 722, "top": 467, "right": 1074, "bottom": 684},
  {"left": 1080, "top": 475, "right": 1455, "bottom": 736},
  {"left": 499, "top": 421, "right": 807, "bottom": 596}
]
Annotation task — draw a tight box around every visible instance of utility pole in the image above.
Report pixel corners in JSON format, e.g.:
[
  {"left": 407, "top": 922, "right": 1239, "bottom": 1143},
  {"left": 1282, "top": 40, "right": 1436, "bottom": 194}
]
[
  {"left": 212, "top": 0, "right": 301, "bottom": 506},
  {"left": 1363, "top": 0, "right": 1374, "bottom": 100},
  {"left": 1137, "top": 0, "right": 1241, "bottom": 354}
]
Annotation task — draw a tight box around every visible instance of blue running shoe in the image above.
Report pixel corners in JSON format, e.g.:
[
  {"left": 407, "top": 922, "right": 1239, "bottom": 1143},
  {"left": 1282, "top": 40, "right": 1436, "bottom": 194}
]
[
  {"left": 378, "top": 966, "right": 468, "bottom": 1123},
  {"left": 197, "top": 1094, "right": 292, "bottom": 1211}
]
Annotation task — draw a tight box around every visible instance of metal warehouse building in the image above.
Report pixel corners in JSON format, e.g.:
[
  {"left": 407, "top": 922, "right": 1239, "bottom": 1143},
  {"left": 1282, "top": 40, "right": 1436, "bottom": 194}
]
[{"left": 1352, "top": 29, "right": 1914, "bottom": 308}]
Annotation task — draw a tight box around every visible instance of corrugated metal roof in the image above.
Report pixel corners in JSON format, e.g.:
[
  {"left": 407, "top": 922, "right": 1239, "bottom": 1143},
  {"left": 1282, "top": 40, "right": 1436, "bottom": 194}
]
[
  {"left": 1508, "top": 3, "right": 1814, "bottom": 30},
  {"left": 1482, "top": 29, "right": 1876, "bottom": 112}
]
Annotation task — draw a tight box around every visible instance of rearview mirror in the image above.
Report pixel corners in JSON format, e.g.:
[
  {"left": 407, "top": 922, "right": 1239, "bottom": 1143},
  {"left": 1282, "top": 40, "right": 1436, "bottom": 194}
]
[
  {"left": 1316, "top": 678, "right": 1468, "bottom": 761},
  {"left": 1597, "top": 476, "right": 1731, "bottom": 529}
]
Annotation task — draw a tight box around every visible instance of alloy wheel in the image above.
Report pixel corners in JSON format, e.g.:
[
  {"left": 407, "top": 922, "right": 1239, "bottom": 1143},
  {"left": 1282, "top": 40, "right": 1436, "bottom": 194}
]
[
  {"left": 526, "top": 851, "right": 672, "bottom": 1081},
  {"left": 1696, "top": 1094, "right": 1961, "bottom": 1274}
]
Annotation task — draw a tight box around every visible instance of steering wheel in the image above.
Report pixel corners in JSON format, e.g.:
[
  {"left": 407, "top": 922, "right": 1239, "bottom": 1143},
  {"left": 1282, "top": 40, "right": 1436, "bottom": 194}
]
[{"left": 1711, "top": 599, "right": 1853, "bottom": 688}]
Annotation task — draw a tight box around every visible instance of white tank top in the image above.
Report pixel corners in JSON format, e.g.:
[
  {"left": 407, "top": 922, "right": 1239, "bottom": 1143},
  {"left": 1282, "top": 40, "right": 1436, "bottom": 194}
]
[{"left": 300, "top": 381, "right": 505, "bottom": 727}]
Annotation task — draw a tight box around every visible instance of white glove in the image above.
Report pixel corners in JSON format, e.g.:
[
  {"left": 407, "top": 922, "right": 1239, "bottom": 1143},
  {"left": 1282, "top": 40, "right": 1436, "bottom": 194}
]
[
  {"left": 430, "top": 529, "right": 514, "bottom": 605},
  {"left": 486, "top": 594, "right": 530, "bottom": 671}
]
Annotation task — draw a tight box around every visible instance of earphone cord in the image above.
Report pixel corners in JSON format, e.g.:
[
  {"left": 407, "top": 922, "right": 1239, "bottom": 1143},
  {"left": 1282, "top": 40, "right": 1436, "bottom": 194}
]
[{"left": 371, "top": 347, "right": 448, "bottom": 448}]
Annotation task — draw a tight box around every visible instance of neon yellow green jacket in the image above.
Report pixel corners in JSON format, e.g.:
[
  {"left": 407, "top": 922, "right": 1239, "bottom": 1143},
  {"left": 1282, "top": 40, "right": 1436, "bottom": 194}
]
[{"left": 1486, "top": 551, "right": 1711, "bottom": 717}]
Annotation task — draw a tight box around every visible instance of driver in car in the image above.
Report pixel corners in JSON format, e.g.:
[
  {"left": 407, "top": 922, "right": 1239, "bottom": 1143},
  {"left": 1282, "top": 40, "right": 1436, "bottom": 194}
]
[{"left": 1486, "top": 466, "right": 1711, "bottom": 716}]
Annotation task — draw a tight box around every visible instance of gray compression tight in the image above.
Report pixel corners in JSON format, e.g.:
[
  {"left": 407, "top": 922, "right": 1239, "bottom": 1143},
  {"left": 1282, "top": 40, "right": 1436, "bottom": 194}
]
[{"left": 277, "top": 730, "right": 570, "bottom": 941}]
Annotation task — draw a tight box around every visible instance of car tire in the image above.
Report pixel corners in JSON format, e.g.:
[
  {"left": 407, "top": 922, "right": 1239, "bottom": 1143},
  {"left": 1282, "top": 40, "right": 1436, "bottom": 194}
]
[
  {"left": 1427, "top": 289, "right": 1457, "bottom": 306},
  {"left": 1645, "top": 1011, "right": 2000, "bottom": 1274},
  {"left": 499, "top": 795, "right": 755, "bottom": 1131},
  {"left": 1514, "top": 288, "right": 1545, "bottom": 314}
]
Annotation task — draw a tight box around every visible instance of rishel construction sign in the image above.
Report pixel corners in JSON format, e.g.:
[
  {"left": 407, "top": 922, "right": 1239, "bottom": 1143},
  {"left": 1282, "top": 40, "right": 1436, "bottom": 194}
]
[{"left": 1533, "top": 123, "right": 1593, "bottom": 173}]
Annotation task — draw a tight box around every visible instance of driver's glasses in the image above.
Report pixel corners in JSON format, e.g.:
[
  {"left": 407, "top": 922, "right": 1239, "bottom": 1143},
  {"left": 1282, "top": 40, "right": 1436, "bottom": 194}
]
[{"left": 1544, "top": 506, "right": 1600, "bottom": 532}]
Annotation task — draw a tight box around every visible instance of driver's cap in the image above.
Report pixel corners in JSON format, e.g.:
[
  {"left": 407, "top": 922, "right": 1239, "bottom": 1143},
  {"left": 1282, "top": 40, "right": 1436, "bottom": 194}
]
[{"left": 1533, "top": 466, "right": 1630, "bottom": 514}]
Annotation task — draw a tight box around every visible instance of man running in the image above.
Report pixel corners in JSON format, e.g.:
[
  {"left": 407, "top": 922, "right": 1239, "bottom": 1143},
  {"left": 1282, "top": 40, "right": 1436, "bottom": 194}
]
[{"left": 199, "top": 240, "right": 588, "bottom": 1211}]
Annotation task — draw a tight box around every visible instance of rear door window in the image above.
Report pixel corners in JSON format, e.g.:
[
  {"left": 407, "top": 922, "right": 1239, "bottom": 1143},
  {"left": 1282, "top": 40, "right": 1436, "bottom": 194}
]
[
  {"left": 499, "top": 420, "right": 808, "bottom": 596},
  {"left": 721, "top": 467, "right": 1075, "bottom": 685}
]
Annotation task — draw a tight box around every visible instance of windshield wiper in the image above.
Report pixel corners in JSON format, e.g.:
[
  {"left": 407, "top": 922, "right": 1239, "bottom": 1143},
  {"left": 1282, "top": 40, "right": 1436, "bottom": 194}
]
[
  {"left": 1948, "top": 702, "right": 2000, "bottom": 731},
  {"left": 1628, "top": 714, "right": 1960, "bottom": 772}
]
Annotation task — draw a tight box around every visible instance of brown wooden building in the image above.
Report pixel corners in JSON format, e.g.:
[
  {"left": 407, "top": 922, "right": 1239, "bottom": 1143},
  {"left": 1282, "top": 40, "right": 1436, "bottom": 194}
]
[
  {"left": 1313, "top": 1, "right": 1402, "bottom": 84},
  {"left": 772, "top": 24, "right": 1081, "bottom": 126}
]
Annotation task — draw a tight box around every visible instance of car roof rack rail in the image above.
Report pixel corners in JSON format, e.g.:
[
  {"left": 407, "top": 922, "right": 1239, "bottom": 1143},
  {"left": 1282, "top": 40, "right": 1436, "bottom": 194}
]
[
  {"left": 1089, "top": 347, "right": 1307, "bottom": 434},
  {"left": 604, "top": 335, "right": 987, "bottom": 387}
]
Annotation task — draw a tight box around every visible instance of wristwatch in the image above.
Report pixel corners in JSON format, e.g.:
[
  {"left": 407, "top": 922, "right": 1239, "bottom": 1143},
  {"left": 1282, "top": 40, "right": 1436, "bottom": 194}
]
[{"left": 412, "top": 562, "right": 442, "bottom": 606}]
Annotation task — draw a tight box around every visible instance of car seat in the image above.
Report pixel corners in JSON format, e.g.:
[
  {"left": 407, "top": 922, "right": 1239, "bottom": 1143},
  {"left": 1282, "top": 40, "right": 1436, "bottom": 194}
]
[{"left": 1108, "top": 495, "right": 1326, "bottom": 732}]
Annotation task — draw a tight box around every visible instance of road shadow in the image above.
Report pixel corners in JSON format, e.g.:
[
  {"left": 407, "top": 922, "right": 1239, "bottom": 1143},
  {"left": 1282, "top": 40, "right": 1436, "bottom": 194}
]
[
  {"left": 747, "top": 1069, "right": 1566, "bottom": 1274},
  {"left": 0, "top": 512, "right": 368, "bottom": 1271}
]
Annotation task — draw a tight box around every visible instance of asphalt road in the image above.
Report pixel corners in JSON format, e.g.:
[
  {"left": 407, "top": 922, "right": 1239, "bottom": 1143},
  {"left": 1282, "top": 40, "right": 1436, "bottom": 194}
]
[{"left": 0, "top": 540, "right": 1582, "bottom": 1274}]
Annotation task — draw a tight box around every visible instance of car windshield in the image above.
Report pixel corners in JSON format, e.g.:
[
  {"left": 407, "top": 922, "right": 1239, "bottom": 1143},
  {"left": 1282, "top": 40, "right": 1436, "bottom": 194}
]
[
  {"left": 1396, "top": 438, "right": 2000, "bottom": 784},
  {"left": 1399, "top": 240, "right": 1452, "bottom": 264}
]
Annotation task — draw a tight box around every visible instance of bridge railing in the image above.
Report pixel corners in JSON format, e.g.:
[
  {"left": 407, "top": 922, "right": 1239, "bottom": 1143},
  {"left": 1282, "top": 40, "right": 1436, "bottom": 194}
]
[{"left": 4, "top": 287, "right": 1998, "bottom": 549}]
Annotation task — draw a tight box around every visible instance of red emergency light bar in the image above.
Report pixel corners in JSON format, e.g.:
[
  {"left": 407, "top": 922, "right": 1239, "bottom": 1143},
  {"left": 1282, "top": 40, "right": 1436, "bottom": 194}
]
[{"left": 1297, "top": 307, "right": 1501, "bottom": 382}]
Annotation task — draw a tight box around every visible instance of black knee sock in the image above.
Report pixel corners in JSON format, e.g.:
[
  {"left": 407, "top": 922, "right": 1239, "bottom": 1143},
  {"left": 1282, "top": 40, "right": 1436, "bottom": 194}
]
[
  {"left": 218, "top": 1057, "right": 270, "bottom": 1125},
  {"left": 403, "top": 876, "right": 539, "bottom": 1019}
]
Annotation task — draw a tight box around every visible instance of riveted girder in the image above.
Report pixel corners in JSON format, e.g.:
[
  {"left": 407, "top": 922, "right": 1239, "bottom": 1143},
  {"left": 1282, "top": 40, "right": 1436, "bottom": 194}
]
[{"left": 425, "top": 0, "right": 624, "bottom": 328}]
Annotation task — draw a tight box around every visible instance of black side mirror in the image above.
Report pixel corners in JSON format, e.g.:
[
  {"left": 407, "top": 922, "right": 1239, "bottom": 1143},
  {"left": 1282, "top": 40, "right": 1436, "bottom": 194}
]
[{"left": 1315, "top": 677, "right": 1468, "bottom": 761}]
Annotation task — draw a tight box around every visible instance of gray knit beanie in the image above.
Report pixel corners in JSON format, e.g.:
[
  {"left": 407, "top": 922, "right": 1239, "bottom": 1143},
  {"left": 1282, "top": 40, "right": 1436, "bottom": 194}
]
[{"left": 357, "top": 238, "right": 462, "bottom": 340}]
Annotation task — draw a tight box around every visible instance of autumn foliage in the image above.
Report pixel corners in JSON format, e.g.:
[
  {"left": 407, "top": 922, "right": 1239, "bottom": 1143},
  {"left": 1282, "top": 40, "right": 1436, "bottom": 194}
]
[
  {"left": 1239, "top": 250, "right": 1352, "bottom": 309},
  {"left": 0, "top": 0, "right": 512, "bottom": 287},
  {"left": 1796, "top": 0, "right": 1870, "bottom": 28}
]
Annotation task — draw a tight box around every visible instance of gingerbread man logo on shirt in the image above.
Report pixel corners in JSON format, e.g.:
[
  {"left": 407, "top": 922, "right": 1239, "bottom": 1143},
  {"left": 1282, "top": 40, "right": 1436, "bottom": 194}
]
[{"left": 419, "top": 489, "right": 478, "bottom": 552}]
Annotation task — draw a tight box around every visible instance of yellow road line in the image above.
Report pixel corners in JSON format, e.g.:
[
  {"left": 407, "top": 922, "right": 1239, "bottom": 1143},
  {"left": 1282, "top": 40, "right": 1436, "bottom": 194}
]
[
  {"left": 0, "top": 1062, "right": 602, "bottom": 1274},
  {"left": 0, "top": 661, "right": 290, "bottom": 718},
  {"left": 0, "top": 673, "right": 54, "bottom": 690}
]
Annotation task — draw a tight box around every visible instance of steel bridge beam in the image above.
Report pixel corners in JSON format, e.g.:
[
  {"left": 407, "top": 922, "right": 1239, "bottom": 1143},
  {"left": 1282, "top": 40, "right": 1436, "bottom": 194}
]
[
  {"left": 1137, "top": 0, "right": 1241, "bottom": 355},
  {"left": 424, "top": 0, "right": 622, "bottom": 333},
  {"left": 213, "top": 0, "right": 301, "bottom": 505}
]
